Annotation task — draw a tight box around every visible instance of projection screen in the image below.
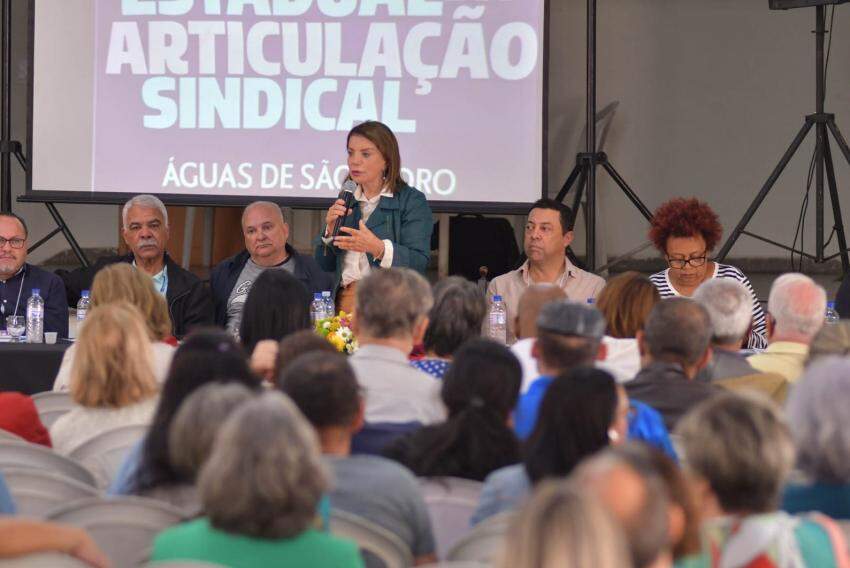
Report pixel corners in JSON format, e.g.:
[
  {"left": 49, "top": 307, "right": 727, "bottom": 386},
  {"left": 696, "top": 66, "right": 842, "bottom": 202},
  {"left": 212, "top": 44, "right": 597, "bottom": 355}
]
[{"left": 28, "top": 0, "right": 547, "bottom": 211}]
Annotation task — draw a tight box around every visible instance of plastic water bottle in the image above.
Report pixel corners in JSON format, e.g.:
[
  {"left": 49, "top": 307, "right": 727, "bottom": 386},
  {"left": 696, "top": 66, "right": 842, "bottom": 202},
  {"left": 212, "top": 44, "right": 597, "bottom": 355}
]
[
  {"left": 26, "top": 289, "right": 44, "bottom": 344},
  {"left": 488, "top": 295, "right": 507, "bottom": 344},
  {"left": 76, "top": 290, "right": 91, "bottom": 323},
  {"left": 322, "top": 290, "right": 335, "bottom": 318},
  {"left": 311, "top": 293, "right": 326, "bottom": 326},
  {"left": 825, "top": 301, "right": 840, "bottom": 325}
]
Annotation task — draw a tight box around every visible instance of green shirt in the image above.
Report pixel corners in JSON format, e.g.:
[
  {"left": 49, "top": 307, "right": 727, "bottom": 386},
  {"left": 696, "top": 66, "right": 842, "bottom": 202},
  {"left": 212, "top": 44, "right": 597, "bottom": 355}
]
[{"left": 152, "top": 518, "right": 364, "bottom": 568}]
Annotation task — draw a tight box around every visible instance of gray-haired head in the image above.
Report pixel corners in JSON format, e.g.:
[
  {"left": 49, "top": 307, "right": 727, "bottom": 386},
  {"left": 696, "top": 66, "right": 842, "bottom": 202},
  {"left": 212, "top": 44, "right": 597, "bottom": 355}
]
[
  {"left": 807, "top": 321, "right": 850, "bottom": 365},
  {"left": 168, "top": 382, "right": 256, "bottom": 481},
  {"left": 122, "top": 194, "right": 168, "bottom": 229},
  {"left": 572, "top": 443, "right": 670, "bottom": 568},
  {"left": 199, "top": 391, "right": 328, "bottom": 539},
  {"left": 643, "top": 297, "right": 712, "bottom": 367},
  {"left": 693, "top": 278, "right": 753, "bottom": 346},
  {"left": 423, "top": 276, "right": 487, "bottom": 357},
  {"left": 675, "top": 391, "right": 795, "bottom": 514},
  {"left": 242, "top": 201, "right": 285, "bottom": 226},
  {"left": 788, "top": 356, "right": 850, "bottom": 483},
  {"left": 356, "top": 268, "right": 434, "bottom": 339},
  {"left": 767, "top": 273, "right": 826, "bottom": 340}
]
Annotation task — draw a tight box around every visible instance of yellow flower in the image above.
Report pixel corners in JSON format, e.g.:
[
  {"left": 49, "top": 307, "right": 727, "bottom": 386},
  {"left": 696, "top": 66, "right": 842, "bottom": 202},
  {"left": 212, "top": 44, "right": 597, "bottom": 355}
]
[{"left": 329, "top": 333, "right": 346, "bottom": 352}]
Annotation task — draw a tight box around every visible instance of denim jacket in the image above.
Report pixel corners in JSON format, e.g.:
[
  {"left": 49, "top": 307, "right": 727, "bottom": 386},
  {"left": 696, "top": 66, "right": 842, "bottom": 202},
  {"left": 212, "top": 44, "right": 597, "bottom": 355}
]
[{"left": 314, "top": 181, "right": 434, "bottom": 291}]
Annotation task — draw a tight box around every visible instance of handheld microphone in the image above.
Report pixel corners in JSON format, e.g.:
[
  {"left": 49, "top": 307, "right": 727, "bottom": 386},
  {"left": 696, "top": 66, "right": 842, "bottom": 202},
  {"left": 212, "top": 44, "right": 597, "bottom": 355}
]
[{"left": 331, "top": 179, "right": 358, "bottom": 239}]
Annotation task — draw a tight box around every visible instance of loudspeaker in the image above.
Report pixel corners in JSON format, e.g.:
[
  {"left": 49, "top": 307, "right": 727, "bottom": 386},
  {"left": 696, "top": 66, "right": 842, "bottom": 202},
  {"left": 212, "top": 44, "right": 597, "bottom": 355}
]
[{"left": 769, "top": 0, "right": 849, "bottom": 9}]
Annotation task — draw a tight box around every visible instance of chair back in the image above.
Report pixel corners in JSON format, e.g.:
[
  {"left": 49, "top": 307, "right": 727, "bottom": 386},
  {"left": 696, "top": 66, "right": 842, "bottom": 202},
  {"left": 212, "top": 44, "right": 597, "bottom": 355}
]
[
  {"left": 351, "top": 421, "right": 421, "bottom": 456},
  {"left": 31, "top": 391, "right": 74, "bottom": 429},
  {"left": 330, "top": 509, "right": 413, "bottom": 568},
  {"left": 69, "top": 424, "right": 149, "bottom": 488},
  {"left": 46, "top": 496, "right": 185, "bottom": 568},
  {"left": 445, "top": 512, "right": 512, "bottom": 564},
  {"left": 2, "top": 467, "right": 99, "bottom": 518},
  {"left": 0, "top": 441, "right": 96, "bottom": 487},
  {"left": 0, "top": 552, "right": 91, "bottom": 567},
  {"left": 420, "top": 477, "right": 483, "bottom": 560},
  {"left": 0, "top": 429, "right": 25, "bottom": 443}
]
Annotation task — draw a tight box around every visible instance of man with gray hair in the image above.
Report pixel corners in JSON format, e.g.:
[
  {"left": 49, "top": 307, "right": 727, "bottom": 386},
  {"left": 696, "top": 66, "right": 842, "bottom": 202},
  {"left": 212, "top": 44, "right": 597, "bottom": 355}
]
[
  {"left": 627, "top": 297, "right": 717, "bottom": 429},
  {"left": 61, "top": 194, "right": 213, "bottom": 338},
  {"left": 210, "top": 201, "right": 332, "bottom": 334},
  {"left": 693, "top": 278, "right": 756, "bottom": 381},
  {"left": 748, "top": 273, "right": 826, "bottom": 382},
  {"left": 572, "top": 443, "right": 673, "bottom": 568},
  {"left": 349, "top": 268, "right": 445, "bottom": 424}
]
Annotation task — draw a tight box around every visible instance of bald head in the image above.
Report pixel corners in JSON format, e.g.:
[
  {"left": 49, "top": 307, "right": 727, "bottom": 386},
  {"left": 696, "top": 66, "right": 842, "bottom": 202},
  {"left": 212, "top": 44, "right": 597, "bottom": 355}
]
[
  {"left": 768, "top": 273, "right": 826, "bottom": 342},
  {"left": 516, "top": 285, "right": 568, "bottom": 340},
  {"left": 242, "top": 201, "right": 285, "bottom": 226}
]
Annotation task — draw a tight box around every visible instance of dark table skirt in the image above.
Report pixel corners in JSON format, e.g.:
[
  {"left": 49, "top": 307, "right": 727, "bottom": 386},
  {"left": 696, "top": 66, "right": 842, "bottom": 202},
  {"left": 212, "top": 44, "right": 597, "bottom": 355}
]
[{"left": 0, "top": 342, "right": 70, "bottom": 395}]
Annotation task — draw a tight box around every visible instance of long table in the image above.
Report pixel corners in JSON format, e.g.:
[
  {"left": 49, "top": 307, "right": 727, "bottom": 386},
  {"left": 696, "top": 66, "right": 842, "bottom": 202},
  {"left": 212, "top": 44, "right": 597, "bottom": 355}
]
[{"left": 0, "top": 342, "right": 70, "bottom": 395}]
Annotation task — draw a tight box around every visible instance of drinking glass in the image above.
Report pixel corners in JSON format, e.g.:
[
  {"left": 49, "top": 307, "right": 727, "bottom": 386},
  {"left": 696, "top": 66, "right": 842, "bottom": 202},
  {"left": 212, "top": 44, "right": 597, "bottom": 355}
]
[{"left": 5, "top": 316, "right": 25, "bottom": 343}]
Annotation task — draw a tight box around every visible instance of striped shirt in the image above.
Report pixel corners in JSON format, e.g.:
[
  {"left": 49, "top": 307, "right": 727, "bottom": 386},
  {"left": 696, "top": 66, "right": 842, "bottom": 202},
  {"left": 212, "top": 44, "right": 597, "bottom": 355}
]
[{"left": 649, "top": 263, "right": 767, "bottom": 350}]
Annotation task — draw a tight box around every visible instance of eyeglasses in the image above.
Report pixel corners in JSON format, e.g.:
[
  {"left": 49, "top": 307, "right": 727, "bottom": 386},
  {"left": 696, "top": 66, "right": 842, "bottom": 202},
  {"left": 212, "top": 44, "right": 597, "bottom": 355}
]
[
  {"left": 0, "top": 237, "right": 24, "bottom": 249},
  {"left": 666, "top": 255, "right": 707, "bottom": 269}
]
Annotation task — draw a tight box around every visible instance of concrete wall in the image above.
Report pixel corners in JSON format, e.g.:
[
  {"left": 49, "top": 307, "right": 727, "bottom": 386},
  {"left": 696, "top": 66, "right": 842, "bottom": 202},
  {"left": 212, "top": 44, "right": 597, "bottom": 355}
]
[{"left": 8, "top": 1, "right": 850, "bottom": 263}]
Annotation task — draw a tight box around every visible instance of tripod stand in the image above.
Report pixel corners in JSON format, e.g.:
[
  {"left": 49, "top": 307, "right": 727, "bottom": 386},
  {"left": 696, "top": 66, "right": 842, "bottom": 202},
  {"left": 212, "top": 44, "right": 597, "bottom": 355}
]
[
  {"left": 555, "top": 0, "right": 653, "bottom": 272},
  {"left": 717, "top": 5, "right": 850, "bottom": 273}
]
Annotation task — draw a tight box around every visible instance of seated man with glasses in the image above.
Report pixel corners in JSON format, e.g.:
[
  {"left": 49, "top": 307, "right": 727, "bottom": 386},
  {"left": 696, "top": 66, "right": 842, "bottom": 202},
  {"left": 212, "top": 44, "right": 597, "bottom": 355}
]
[
  {"left": 0, "top": 212, "right": 68, "bottom": 338},
  {"left": 646, "top": 197, "right": 766, "bottom": 349}
]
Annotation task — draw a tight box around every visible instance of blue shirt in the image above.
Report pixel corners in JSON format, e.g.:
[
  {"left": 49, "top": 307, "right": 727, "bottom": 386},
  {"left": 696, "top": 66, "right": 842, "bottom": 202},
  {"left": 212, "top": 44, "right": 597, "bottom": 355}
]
[
  {"left": 783, "top": 482, "right": 850, "bottom": 520},
  {"left": 410, "top": 358, "right": 450, "bottom": 379},
  {"left": 0, "top": 471, "right": 15, "bottom": 514},
  {"left": 514, "top": 375, "right": 553, "bottom": 440}
]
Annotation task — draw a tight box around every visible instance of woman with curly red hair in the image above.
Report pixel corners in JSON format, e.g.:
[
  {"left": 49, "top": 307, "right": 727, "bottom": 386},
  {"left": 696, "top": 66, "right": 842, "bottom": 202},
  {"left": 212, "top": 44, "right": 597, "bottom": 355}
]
[{"left": 647, "top": 198, "right": 766, "bottom": 349}]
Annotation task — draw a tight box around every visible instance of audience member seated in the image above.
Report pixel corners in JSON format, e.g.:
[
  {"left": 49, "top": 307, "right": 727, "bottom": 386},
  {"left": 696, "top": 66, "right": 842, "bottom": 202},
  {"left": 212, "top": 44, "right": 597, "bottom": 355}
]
[
  {"left": 572, "top": 444, "right": 674, "bottom": 568},
  {"left": 805, "top": 320, "right": 850, "bottom": 365},
  {"left": 471, "top": 367, "right": 627, "bottom": 525},
  {"left": 279, "top": 352, "right": 437, "bottom": 565},
  {"left": 61, "top": 194, "right": 213, "bottom": 339},
  {"left": 510, "top": 284, "right": 567, "bottom": 393},
  {"left": 0, "top": 212, "right": 68, "bottom": 338},
  {"left": 151, "top": 392, "right": 363, "bottom": 568},
  {"left": 349, "top": 268, "right": 445, "bottom": 424},
  {"left": 0, "top": 519, "right": 109, "bottom": 568},
  {"left": 0, "top": 392, "right": 51, "bottom": 446},
  {"left": 111, "top": 329, "right": 261, "bottom": 496},
  {"left": 238, "top": 269, "right": 311, "bottom": 376},
  {"left": 140, "top": 383, "right": 255, "bottom": 515},
  {"left": 384, "top": 338, "right": 521, "bottom": 481},
  {"left": 251, "top": 329, "right": 337, "bottom": 381},
  {"left": 497, "top": 480, "right": 633, "bottom": 568},
  {"left": 513, "top": 300, "right": 607, "bottom": 439},
  {"left": 596, "top": 271, "right": 660, "bottom": 383},
  {"left": 748, "top": 273, "right": 826, "bottom": 383},
  {"left": 692, "top": 278, "right": 757, "bottom": 381},
  {"left": 487, "top": 198, "right": 605, "bottom": 344},
  {"left": 54, "top": 263, "right": 176, "bottom": 391},
  {"left": 211, "top": 201, "right": 332, "bottom": 335},
  {"left": 647, "top": 197, "right": 766, "bottom": 349},
  {"left": 627, "top": 298, "right": 717, "bottom": 430},
  {"left": 412, "top": 276, "right": 486, "bottom": 379},
  {"left": 50, "top": 303, "right": 159, "bottom": 483},
  {"left": 783, "top": 357, "right": 850, "bottom": 519},
  {"left": 676, "top": 392, "right": 850, "bottom": 566}
]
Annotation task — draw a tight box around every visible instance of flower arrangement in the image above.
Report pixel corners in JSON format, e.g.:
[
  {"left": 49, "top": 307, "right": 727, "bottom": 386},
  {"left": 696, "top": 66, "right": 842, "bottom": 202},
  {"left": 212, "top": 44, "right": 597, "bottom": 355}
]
[{"left": 315, "top": 311, "right": 358, "bottom": 354}]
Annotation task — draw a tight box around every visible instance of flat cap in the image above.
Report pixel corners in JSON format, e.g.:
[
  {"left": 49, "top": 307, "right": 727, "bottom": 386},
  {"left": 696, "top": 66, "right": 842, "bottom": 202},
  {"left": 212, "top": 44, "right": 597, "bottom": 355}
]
[{"left": 536, "top": 300, "right": 606, "bottom": 339}]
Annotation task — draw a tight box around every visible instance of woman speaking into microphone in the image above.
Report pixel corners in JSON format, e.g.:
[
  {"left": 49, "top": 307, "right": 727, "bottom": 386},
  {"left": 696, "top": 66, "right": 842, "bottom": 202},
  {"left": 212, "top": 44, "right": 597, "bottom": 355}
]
[{"left": 315, "top": 121, "right": 434, "bottom": 314}]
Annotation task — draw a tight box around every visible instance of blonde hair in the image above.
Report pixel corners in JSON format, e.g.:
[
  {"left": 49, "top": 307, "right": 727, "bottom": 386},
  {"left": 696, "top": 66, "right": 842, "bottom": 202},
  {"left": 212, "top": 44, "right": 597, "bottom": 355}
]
[
  {"left": 498, "top": 481, "right": 633, "bottom": 568},
  {"left": 91, "top": 263, "right": 171, "bottom": 340},
  {"left": 596, "top": 272, "right": 660, "bottom": 339},
  {"left": 70, "top": 302, "right": 158, "bottom": 408}
]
